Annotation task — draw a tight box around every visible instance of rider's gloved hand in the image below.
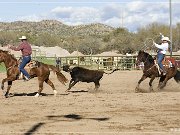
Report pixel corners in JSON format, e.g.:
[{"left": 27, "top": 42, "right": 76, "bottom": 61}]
[{"left": 159, "top": 33, "right": 164, "bottom": 39}]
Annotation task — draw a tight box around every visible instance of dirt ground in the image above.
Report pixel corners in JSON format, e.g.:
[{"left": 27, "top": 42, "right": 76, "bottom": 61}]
[{"left": 0, "top": 70, "right": 180, "bottom": 135}]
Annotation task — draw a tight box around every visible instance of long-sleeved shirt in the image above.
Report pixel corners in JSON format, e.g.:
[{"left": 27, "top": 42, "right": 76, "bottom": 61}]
[
  {"left": 10, "top": 41, "right": 32, "bottom": 56},
  {"left": 154, "top": 42, "right": 168, "bottom": 54}
]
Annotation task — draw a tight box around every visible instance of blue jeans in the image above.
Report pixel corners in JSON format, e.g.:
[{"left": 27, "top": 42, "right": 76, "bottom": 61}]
[
  {"left": 19, "top": 56, "right": 31, "bottom": 78},
  {"left": 157, "top": 52, "right": 165, "bottom": 71}
]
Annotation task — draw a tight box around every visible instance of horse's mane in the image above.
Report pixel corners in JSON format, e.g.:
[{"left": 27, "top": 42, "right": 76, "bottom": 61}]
[
  {"left": 0, "top": 49, "right": 17, "bottom": 62},
  {"left": 143, "top": 51, "right": 155, "bottom": 64}
]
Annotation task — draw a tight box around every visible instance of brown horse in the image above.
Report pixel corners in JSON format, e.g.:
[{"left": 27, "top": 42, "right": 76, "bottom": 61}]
[
  {"left": 135, "top": 50, "right": 180, "bottom": 92},
  {"left": 0, "top": 50, "right": 68, "bottom": 98}
]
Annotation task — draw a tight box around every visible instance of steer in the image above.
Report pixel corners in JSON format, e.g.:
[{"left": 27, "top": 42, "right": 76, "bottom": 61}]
[{"left": 62, "top": 65, "right": 119, "bottom": 91}]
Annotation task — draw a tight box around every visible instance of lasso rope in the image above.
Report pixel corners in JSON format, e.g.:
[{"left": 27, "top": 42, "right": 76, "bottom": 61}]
[
  {"left": 139, "top": 34, "right": 161, "bottom": 51},
  {"left": 140, "top": 38, "right": 154, "bottom": 51}
]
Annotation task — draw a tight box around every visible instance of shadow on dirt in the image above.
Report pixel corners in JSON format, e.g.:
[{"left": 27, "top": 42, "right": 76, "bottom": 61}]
[
  {"left": 47, "top": 114, "right": 110, "bottom": 122},
  {"left": 68, "top": 90, "right": 88, "bottom": 93},
  {"left": 24, "top": 114, "right": 110, "bottom": 134},
  {"left": 8, "top": 92, "right": 53, "bottom": 97},
  {"left": 24, "top": 122, "right": 45, "bottom": 135},
  {"left": 8, "top": 89, "right": 89, "bottom": 97}
]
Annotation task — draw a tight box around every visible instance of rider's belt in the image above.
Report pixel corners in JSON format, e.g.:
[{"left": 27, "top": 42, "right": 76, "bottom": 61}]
[{"left": 23, "top": 55, "right": 31, "bottom": 57}]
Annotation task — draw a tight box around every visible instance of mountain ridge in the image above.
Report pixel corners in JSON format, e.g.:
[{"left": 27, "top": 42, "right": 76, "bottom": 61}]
[{"left": 0, "top": 20, "right": 115, "bottom": 36}]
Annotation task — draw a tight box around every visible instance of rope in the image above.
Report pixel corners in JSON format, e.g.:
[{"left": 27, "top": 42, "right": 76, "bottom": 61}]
[
  {"left": 139, "top": 34, "right": 161, "bottom": 51},
  {"left": 140, "top": 38, "right": 154, "bottom": 51}
]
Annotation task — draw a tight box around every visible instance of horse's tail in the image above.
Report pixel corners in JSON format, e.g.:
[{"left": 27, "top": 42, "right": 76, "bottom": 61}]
[
  {"left": 174, "top": 70, "right": 180, "bottom": 83},
  {"left": 48, "top": 65, "right": 68, "bottom": 85},
  {"left": 104, "top": 69, "right": 119, "bottom": 74}
]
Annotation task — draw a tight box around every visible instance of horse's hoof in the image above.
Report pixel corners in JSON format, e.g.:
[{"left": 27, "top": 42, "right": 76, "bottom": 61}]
[
  {"left": 150, "top": 90, "right": 155, "bottom": 93},
  {"left": 157, "top": 86, "right": 161, "bottom": 91},
  {"left": 65, "top": 90, "right": 71, "bottom": 95},
  {"left": 160, "top": 84, "right": 165, "bottom": 89},
  {"left": 66, "top": 89, "right": 70, "bottom": 92},
  {"left": 5, "top": 94, "right": 9, "bottom": 98},
  {"left": 149, "top": 87, "right": 154, "bottom": 92},
  {"left": 53, "top": 90, "right": 57, "bottom": 96},
  {"left": 34, "top": 93, "right": 40, "bottom": 97},
  {"left": 135, "top": 87, "right": 139, "bottom": 93}
]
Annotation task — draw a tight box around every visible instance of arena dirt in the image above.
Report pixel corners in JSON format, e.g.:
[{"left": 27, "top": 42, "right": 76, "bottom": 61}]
[{"left": 0, "top": 71, "right": 180, "bottom": 134}]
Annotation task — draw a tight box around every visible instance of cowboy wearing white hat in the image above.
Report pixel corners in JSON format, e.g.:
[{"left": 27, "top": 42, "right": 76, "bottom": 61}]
[
  {"left": 19, "top": 36, "right": 27, "bottom": 40},
  {"left": 8, "top": 36, "right": 32, "bottom": 81},
  {"left": 153, "top": 34, "right": 170, "bottom": 75},
  {"left": 161, "top": 36, "right": 171, "bottom": 42}
]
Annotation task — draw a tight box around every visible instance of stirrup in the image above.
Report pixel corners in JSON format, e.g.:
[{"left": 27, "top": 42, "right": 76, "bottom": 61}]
[{"left": 24, "top": 76, "right": 30, "bottom": 81}]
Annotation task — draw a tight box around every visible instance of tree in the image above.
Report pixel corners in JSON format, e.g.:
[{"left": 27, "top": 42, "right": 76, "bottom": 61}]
[
  {"left": 78, "top": 37, "right": 102, "bottom": 55},
  {"left": 103, "top": 27, "right": 136, "bottom": 54},
  {"left": 34, "top": 33, "right": 63, "bottom": 47},
  {"left": 0, "top": 32, "right": 17, "bottom": 46}
]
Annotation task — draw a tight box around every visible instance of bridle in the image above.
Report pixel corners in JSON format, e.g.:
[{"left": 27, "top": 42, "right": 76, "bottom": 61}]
[{"left": 136, "top": 52, "right": 150, "bottom": 65}]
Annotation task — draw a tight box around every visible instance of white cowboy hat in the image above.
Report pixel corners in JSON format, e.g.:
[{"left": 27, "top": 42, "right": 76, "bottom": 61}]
[
  {"left": 161, "top": 36, "right": 170, "bottom": 42},
  {"left": 19, "top": 36, "right": 27, "bottom": 40}
]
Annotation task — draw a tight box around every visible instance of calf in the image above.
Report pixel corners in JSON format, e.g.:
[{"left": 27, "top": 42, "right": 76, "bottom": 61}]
[{"left": 62, "top": 65, "right": 119, "bottom": 91}]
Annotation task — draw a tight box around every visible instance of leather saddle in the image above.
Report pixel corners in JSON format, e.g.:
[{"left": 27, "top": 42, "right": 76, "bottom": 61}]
[
  {"left": 155, "top": 57, "right": 175, "bottom": 74},
  {"left": 17, "top": 58, "right": 39, "bottom": 80}
]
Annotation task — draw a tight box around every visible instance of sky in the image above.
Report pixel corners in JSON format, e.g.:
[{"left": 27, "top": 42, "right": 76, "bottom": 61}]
[{"left": 0, "top": 0, "right": 179, "bottom": 32}]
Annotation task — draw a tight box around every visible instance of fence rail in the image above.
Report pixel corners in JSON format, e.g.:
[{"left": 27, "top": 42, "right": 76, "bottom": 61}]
[
  {"left": 58, "top": 55, "right": 136, "bottom": 70},
  {"left": 57, "top": 55, "right": 180, "bottom": 70}
]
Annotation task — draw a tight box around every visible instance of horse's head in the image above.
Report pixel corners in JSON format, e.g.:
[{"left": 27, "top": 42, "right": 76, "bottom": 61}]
[
  {"left": 0, "top": 49, "right": 18, "bottom": 67},
  {"left": 0, "top": 50, "right": 8, "bottom": 63},
  {"left": 136, "top": 50, "right": 154, "bottom": 65},
  {"left": 136, "top": 50, "right": 146, "bottom": 64}
]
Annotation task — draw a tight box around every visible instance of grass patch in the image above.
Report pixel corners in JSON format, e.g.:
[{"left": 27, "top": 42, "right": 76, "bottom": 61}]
[
  {"left": 34, "top": 57, "right": 56, "bottom": 65},
  {"left": 0, "top": 64, "right": 6, "bottom": 73}
]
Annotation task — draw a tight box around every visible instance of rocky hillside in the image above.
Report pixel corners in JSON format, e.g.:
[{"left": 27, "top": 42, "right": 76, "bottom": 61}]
[{"left": 0, "top": 20, "right": 114, "bottom": 37}]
